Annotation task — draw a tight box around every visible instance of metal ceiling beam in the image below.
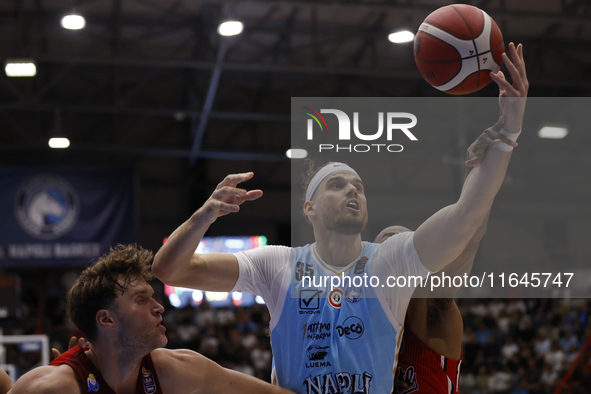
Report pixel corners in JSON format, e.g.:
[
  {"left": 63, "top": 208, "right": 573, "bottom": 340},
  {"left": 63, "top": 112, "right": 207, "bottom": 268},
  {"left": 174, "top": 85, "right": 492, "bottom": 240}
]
[
  {"left": 189, "top": 40, "right": 228, "bottom": 166},
  {"left": 0, "top": 144, "right": 289, "bottom": 162},
  {"left": 34, "top": 54, "right": 420, "bottom": 78},
  {"left": 2, "top": 3, "right": 590, "bottom": 25},
  {"left": 0, "top": 104, "right": 290, "bottom": 122}
]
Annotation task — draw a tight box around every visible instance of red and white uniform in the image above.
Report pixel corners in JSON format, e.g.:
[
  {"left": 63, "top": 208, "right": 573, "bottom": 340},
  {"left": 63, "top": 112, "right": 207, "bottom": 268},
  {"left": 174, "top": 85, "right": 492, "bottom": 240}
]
[
  {"left": 50, "top": 345, "right": 163, "bottom": 394},
  {"left": 395, "top": 329, "right": 461, "bottom": 394}
]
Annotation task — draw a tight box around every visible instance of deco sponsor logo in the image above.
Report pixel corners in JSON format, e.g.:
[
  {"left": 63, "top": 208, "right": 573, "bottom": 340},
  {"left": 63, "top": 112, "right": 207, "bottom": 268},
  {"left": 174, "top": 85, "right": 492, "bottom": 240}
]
[{"left": 336, "top": 316, "right": 364, "bottom": 340}]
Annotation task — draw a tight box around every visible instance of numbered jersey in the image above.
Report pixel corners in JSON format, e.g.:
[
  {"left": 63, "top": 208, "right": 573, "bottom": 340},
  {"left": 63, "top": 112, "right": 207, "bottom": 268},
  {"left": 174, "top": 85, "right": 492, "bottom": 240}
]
[{"left": 233, "top": 233, "right": 430, "bottom": 394}]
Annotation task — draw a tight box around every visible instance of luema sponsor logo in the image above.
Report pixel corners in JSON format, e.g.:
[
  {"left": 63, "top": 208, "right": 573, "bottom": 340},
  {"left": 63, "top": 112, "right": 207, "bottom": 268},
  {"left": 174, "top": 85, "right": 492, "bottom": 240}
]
[{"left": 303, "top": 107, "right": 417, "bottom": 154}]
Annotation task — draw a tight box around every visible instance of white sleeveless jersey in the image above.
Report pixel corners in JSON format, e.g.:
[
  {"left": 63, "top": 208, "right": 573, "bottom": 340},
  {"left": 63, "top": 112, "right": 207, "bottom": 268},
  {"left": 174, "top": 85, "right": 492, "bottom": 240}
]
[{"left": 233, "top": 232, "right": 430, "bottom": 394}]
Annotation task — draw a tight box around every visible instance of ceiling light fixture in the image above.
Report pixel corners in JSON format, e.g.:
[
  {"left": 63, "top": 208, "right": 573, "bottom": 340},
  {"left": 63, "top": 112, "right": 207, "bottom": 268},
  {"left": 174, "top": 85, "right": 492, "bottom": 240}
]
[
  {"left": 61, "top": 14, "right": 86, "bottom": 30},
  {"left": 388, "top": 30, "right": 415, "bottom": 44},
  {"left": 538, "top": 126, "right": 568, "bottom": 139},
  {"left": 48, "top": 138, "right": 70, "bottom": 149},
  {"left": 217, "top": 21, "right": 244, "bottom": 36},
  {"left": 286, "top": 149, "right": 308, "bottom": 159},
  {"left": 4, "top": 59, "right": 36, "bottom": 77}
]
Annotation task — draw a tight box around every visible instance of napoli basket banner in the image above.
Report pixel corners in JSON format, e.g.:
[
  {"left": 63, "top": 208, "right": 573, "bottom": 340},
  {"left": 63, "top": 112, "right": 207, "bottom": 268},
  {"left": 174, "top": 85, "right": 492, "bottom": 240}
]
[{"left": 0, "top": 166, "right": 137, "bottom": 268}]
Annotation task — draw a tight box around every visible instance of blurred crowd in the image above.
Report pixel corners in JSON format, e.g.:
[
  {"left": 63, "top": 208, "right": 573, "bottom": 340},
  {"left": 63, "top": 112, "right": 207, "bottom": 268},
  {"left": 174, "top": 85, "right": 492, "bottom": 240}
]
[
  {"left": 457, "top": 298, "right": 591, "bottom": 394},
  {"left": 1, "top": 277, "right": 590, "bottom": 393}
]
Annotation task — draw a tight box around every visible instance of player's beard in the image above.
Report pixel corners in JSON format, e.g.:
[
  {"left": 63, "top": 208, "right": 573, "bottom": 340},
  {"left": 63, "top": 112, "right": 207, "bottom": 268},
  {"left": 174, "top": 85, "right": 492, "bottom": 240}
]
[
  {"left": 116, "top": 316, "right": 167, "bottom": 362},
  {"left": 320, "top": 205, "right": 368, "bottom": 235}
]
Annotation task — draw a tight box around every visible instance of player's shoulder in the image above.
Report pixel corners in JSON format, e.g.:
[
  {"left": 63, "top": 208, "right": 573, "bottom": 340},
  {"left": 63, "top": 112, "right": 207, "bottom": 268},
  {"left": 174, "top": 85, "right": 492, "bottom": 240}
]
[
  {"left": 151, "top": 348, "right": 211, "bottom": 375},
  {"left": 237, "top": 244, "right": 293, "bottom": 260},
  {"left": 374, "top": 231, "right": 416, "bottom": 256},
  {"left": 151, "top": 347, "right": 203, "bottom": 363},
  {"left": 9, "top": 364, "right": 82, "bottom": 393},
  {"left": 150, "top": 348, "right": 220, "bottom": 391}
]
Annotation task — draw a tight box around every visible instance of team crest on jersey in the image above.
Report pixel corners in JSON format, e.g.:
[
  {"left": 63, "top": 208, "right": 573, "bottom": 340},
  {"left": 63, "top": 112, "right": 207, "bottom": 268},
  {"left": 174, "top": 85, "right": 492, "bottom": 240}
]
[
  {"left": 353, "top": 257, "right": 368, "bottom": 274},
  {"left": 344, "top": 286, "right": 363, "bottom": 303},
  {"left": 328, "top": 288, "right": 343, "bottom": 309},
  {"left": 142, "top": 367, "right": 157, "bottom": 393},
  {"left": 394, "top": 365, "right": 418, "bottom": 394},
  {"left": 87, "top": 373, "right": 100, "bottom": 392}
]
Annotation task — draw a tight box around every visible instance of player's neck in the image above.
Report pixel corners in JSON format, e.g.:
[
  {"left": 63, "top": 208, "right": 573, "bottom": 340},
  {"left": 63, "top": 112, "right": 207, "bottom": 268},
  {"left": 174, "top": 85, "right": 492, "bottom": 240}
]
[
  {"left": 314, "top": 230, "right": 363, "bottom": 267},
  {"left": 86, "top": 343, "right": 145, "bottom": 394}
]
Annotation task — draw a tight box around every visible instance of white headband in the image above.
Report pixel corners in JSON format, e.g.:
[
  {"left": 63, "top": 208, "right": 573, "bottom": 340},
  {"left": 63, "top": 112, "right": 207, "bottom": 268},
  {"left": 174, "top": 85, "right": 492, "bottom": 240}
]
[{"left": 305, "top": 162, "right": 359, "bottom": 202}]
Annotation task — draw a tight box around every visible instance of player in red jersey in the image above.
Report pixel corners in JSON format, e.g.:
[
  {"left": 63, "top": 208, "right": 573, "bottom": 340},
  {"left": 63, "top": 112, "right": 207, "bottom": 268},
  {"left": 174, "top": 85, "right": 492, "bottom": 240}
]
[
  {"left": 375, "top": 57, "right": 527, "bottom": 392},
  {"left": 8, "top": 244, "right": 295, "bottom": 394}
]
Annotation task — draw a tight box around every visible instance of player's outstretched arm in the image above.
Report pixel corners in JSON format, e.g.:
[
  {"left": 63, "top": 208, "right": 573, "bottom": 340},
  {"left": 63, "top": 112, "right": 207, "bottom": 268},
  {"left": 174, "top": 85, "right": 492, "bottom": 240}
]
[
  {"left": 153, "top": 348, "right": 295, "bottom": 394},
  {"left": 0, "top": 368, "right": 12, "bottom": 394},
  {"left": 414, "top": 42, "right": 528, "bottom": 272},
  {"left": 152, "top": 172, "right": 263, "bottom": 291},
  {"left": 8, "top": 365, "right": 81, "bottom": 394},
  {"left": 437, "top": 119, "right": 517, "bottom": 281}
]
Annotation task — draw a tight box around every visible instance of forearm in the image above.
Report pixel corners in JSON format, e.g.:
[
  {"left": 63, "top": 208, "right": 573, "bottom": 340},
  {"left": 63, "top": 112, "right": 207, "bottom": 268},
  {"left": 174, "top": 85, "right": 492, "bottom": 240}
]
[
  {"left": 218, "top": 369, "right": 295, "bottom": 394},
  {"left": 457, "top": 146, "right": 511, "bottom": 227},
  {"left": 152, "top": 209, "right": 212, "bottom": 285},
  {"left": 415, "top": 146, "right": 511, "bottom": 271}
]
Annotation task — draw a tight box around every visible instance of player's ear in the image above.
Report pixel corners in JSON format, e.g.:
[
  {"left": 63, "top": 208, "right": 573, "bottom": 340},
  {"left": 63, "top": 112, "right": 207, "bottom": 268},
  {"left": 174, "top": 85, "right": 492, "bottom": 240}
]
[
  {"left": 303, "top": 200, "right": 316, "bottom": 218},
  {"left": 96, "top": 309, "right": 115, "bottom": 330}
]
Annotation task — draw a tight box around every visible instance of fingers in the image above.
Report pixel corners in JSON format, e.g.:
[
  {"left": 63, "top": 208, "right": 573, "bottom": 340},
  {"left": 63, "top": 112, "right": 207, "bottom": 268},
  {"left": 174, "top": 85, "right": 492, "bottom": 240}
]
[
  {"left": 465, "top": 125, "right": 518, "bottom": 167},
  {"left": 211, "top": 186, "right": 263, "bottom": 204},
  {"left": 200, "top": 172, "right": 262, "bottom": 223},
  {"left": 213, "top": 172, "right": 262, "bottom": 204},
  {"left": 51, "top": 336, "right": 88, "bottom": 359},
  {"left": 495, "top": 42, "right": 528, "bottom": 96},
  {"left": 242, "top": 189, "right": 263, "bottom": 202},
  {"left": 68, "top": 336, "right": 78, "bottom": 349},
  {"left": 76, "top": 337, "right": 88, "bottom": 348},
  {"left": 207, "top": 188, "right": 263, "bottom": 217},
  {"left": 490, "top": 70, "right": 512, "bottom": 96},
  {"left": 491, "top": 68, "right": 516, "bottom": 96},
  {"left": 216, "top": 172, "right": 254, "bottom": 190},
  {"left": 492, "top": 116, "right": 506, "bottom": 131}
]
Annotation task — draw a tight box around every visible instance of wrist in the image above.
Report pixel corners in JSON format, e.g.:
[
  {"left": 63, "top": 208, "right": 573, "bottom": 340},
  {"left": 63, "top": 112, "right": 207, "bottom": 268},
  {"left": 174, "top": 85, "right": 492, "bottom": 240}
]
[
  {"left": 191, "top": 208, "right": 216, "bottom": 227},
  {"left": 496, "top": 127, "right": 521, "bottom": 151}
]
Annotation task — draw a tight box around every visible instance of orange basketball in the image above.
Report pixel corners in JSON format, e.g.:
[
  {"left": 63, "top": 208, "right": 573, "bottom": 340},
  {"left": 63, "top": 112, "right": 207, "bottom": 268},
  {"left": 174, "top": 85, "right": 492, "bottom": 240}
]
[{"left": 414, "top": 4, "right": 504, "bottom": 95}]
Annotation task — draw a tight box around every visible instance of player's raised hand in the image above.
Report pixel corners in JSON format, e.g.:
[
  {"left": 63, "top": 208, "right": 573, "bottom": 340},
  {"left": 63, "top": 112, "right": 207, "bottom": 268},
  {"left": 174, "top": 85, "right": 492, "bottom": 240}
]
[
  {"left": 465, "top": 116, "right": 518, "bottom": 169},
  {"left": 490, "top": 42, "right": 528, "bottom": 133},
  {"left": 198, "top": 172, "right": 263, "bottom": 225}
]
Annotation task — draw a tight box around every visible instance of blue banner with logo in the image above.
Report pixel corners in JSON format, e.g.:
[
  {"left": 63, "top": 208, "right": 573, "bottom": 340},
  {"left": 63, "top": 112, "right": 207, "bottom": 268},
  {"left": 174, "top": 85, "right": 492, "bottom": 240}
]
[{"left": 0, "top": 166, "right": 137, "bottom": 268}]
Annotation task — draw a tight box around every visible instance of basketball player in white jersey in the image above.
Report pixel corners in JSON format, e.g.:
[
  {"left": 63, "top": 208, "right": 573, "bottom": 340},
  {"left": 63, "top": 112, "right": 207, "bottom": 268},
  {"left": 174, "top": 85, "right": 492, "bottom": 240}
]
[{"left": 153, "top": 42, "right": 527, "bottom": 394}]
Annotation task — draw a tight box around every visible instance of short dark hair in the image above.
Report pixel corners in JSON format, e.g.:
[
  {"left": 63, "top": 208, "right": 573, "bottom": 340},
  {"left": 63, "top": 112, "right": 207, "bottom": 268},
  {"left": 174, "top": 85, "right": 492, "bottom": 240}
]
[{"left": 66, "top": 244, "right": 154, "bottom": 341}]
